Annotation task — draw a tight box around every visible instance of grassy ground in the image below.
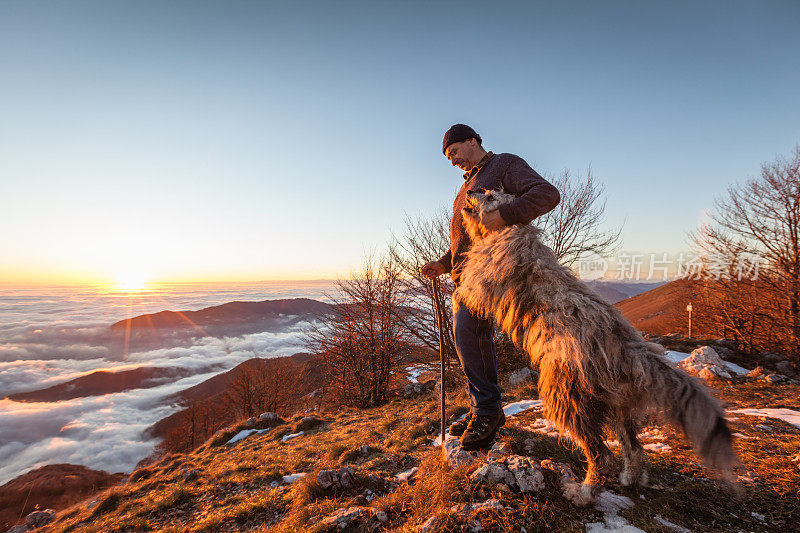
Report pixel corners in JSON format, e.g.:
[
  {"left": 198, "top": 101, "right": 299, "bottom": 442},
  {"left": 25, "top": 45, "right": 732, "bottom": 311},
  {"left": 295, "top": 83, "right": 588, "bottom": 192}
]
[{"left": 39, "top": 379, "right": 799, "bottom": 533}]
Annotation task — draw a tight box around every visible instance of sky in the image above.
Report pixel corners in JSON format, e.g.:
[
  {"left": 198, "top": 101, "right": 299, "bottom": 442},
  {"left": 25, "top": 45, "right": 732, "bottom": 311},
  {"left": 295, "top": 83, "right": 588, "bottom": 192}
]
[{"left": 1, "top": 0, "right": 799, "bottom": 285}]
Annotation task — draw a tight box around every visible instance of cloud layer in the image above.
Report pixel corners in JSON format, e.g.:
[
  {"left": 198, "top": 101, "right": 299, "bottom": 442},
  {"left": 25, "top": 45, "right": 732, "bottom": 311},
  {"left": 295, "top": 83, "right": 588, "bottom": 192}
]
[{"left": 0, "top": 283, "right": 333, "bottom": 484}]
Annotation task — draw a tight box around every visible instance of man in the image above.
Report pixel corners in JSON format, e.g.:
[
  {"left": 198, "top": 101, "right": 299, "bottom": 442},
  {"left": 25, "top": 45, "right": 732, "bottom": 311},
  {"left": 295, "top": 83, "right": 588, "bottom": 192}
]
[{"left": 421, "top": 124, "right": 560, "bottom": 450}]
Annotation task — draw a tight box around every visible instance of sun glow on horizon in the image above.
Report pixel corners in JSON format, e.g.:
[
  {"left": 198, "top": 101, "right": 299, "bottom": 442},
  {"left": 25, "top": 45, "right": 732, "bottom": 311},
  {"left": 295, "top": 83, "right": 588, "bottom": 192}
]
[{"left": 116, "top": 271, "right": 149, "bottom": 292}]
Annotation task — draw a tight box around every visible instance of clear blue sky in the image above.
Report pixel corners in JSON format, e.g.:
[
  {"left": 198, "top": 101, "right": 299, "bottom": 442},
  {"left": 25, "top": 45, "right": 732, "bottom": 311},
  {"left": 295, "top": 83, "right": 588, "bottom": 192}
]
[{"left": 1, "top": 1, "right": 798, "bottom": 284}]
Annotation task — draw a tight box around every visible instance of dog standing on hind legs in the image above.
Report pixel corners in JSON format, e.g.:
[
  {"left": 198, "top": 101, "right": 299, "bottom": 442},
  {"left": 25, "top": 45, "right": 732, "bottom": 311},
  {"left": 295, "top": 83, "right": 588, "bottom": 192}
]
[{"left": 454, "top": 188, "right": 739, "bottom": 505}]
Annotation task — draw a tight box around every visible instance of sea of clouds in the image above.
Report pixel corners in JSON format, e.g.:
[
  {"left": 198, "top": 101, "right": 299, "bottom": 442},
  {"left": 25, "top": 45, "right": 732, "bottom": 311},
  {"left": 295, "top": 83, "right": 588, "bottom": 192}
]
[{"left": 0, "top": 281, "right": 335, "bottom": 484}]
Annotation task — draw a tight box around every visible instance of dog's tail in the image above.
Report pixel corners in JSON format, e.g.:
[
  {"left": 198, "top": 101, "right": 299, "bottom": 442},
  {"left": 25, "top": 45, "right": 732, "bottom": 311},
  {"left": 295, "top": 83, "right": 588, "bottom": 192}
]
[{"left": 639, "top": 344, "right": 738, "bottom": 480}]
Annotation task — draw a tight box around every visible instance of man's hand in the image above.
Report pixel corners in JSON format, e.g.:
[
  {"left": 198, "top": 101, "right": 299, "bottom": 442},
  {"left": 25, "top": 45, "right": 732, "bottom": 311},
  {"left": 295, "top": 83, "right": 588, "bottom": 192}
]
[
  {"left": 480, "top": 210, "right": 507, "bottom": 232},
  {"left": 420, "top": 260, "right": 446, "bottom": 279}
]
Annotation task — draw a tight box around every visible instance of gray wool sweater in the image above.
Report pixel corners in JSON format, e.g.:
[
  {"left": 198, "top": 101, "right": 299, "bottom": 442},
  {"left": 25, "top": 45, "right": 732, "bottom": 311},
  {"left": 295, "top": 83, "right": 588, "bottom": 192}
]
[{"left": 438, "top": 152, "right": 560, "bottom": 282}]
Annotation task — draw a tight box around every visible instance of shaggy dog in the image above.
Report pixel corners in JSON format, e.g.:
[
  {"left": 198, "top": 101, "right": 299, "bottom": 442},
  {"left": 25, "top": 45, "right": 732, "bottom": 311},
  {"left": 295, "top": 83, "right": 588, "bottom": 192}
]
[{"left": 454, "top": 188, "right": 738, "bottom": 505}]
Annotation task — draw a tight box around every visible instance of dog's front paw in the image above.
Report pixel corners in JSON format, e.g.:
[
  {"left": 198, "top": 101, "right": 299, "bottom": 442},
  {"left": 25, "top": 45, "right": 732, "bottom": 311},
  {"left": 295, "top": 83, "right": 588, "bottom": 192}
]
[{"left": 562, "top": 481, "right": 597, "bottom": 507}]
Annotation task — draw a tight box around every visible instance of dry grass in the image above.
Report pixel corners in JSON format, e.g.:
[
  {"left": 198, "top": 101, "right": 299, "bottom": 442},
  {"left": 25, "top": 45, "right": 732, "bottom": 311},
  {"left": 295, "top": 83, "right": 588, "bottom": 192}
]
[{"left": 38, "top": 381, "right": 799, "bottom": 532}]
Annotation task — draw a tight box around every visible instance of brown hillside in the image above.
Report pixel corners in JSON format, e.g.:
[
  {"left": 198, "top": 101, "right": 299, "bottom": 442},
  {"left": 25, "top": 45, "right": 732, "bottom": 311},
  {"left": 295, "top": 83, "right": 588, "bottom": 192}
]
[
  {"left": 144, "top": 353, "right": 325, "bottom": 443},
  {"left": 0, "top": 464, "right": 123, "bottom": 531},
  {"left": 615, "top": 278, "right": 721, "bottom": 336}
]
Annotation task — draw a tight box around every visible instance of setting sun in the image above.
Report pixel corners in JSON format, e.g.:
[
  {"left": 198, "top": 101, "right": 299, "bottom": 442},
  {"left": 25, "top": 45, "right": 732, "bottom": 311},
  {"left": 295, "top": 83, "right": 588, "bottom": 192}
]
[{"left": 116, "top": 272, "right": 148, "bottom": 292}]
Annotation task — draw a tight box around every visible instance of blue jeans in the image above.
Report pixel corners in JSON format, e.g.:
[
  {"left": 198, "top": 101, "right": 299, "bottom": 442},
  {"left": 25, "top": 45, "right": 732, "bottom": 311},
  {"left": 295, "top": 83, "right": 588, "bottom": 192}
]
[{"left": 453, "top": 298, "right": 501, "bottom": 415}]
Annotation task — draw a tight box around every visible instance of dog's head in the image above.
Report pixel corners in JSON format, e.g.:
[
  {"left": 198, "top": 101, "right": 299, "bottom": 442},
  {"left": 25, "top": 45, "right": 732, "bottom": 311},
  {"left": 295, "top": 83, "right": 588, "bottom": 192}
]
[{"left": 462, "top": 187, "right": 515, "bottom": 240}]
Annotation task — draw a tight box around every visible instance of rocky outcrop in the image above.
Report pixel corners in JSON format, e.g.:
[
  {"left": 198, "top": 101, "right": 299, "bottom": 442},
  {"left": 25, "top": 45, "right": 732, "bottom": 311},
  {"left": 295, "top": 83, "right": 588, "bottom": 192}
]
[
  {"left": 317, "top": 467, "right": 355, "bottom": 490},
  {"left": 443, "top": 436, "right": 477, "bottom": 469},
  {"left": 678, "top": 346, "right": 733, "bottom": 379}
]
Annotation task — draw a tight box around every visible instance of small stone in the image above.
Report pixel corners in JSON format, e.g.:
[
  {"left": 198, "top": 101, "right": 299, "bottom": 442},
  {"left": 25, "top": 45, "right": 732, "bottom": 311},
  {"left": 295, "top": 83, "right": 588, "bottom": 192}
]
[
  {"left": 7, "top": 525, "right": 29, "bottom": 533},
  {"left": 508, "top": 367, "right": 533, "bottom": 385},
  {"left": 25, "top": 509, "right": 56, "bottom": 528},
  {"left": 507, "top": 455, "right": 544, "bottom": 492},
  {"left": 317, "top": 467, "right": 355, "bottom": 490},
  {"left": 259, "top": 412, "right": 279, "bottom": 421},
  {"left": 317, "top": 469, "right": 338, "bottom": 489},
  {"left": 443, "top": 436, "right": 476, "bottom": 468},
  {"left": 470, "top": 461, "right": 516, "bottom": 487},
  {"left": 338, "top": 467, "right": 355, "bottom": 488},
  {"left": 246, "top": 417, "right": 257, "bottom": 426},
  {"left": 488, "top": 440, "right": 512, "bottom": 457},
  {"left": 181, "top": 468, "right": 199, "bottom": 481},
  {"left": 418, "top": 515, "right": 439, "bottom": 533},
  {"left": 320, "top": 506, "right": 364, "bottom": 528},
  {"left": 371, "top": 509, "right": 388, "bottom": 522},
  {"left": 395, "top": 466, "right": 418, "bottom": 482}
]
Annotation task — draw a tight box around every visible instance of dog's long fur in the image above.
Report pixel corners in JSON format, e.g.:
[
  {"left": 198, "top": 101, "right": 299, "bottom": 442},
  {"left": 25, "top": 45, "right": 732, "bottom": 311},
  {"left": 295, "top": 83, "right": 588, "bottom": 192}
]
[{"left": 454, "top": 189, "right": 737, "bottom": 504}]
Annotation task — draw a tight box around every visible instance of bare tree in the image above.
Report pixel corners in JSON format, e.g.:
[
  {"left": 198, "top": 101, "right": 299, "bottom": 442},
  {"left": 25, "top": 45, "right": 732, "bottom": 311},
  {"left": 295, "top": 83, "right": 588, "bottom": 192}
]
[
  {"left": 691, "top": 145, "right": 800, "bottom": 361},
  {"left": 161, "top": 398, "right": 217, "bottom": 453},
  {"left": 388, "top": 208, "right": 456, "bottom": 362},
  {"left": 538, "top": 168, "right": 622, "bottom": 267},
  {"left": 308, "top": 254, "right": 411, "bottom": 407}
]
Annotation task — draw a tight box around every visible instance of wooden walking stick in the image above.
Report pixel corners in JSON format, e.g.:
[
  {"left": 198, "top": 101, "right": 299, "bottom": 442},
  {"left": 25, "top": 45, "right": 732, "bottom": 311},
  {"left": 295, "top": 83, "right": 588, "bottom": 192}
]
[{"left": 432, "top": 277, "right": 447, "bottom": 461}]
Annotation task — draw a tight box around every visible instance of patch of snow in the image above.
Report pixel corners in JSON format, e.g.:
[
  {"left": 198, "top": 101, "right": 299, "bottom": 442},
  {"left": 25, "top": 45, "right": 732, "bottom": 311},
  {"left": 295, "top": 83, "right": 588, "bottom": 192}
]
[
  {"left": 730, "top": 408, "right": 800, "bottom": 428},
  {"left": 395, "top": 466, "right": 418, "bottom": 482},
  {"left": 732, "top": 432, "right": 754, "bottom": 439},
  {"left": 585, "top": 490, "right": 643, "bottom": 533},
  {"left": 282, "top": 473, "right": 306, "bottom": 483},
  {"left": 226, "top": 428, "right": 271, "bottom": 444},
  {"left": 405, "top": 364, "right": 436, "bottom": 383},
  {"left": 723, "top": 361, "right": 749, "bottom": 375},
  {"left": 643, "top": 443, "right": 672, "bottom": 453},
  {"left": 654, "top": 515, "right": 691, "bottom": 533},
  {"left": 503, "top": 399, "right": 542, "bottom": 417},
  {"left": 637, "top": 430, "right": 665, "bottom": 440},
  {"left": 281, "top": 431, "right": 304, "bottom": 442},
  {"left": 663, "top": 351, "right": 690, "bottom": 364},
  {"left": 751, "top": 511, "right": 765, "bottom": 522}
]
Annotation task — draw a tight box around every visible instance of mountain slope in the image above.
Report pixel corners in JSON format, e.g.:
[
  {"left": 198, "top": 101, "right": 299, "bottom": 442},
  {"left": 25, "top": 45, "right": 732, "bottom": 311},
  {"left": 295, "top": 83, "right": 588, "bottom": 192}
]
[
  {"left": 615, "top": 278, "right": 702, "bottom": 335},
  {"left": 32, "top": 378, "right": 800, "bottom": 533},
  {"left": 0, "top": 464, "right": 123, "bottom": 531}
]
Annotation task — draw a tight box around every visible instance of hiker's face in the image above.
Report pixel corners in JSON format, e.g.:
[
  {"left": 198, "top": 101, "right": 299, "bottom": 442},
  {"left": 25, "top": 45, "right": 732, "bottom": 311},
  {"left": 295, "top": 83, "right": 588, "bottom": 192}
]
[{"left": 445, "top": 139, "right": 479, "bottom": 171}]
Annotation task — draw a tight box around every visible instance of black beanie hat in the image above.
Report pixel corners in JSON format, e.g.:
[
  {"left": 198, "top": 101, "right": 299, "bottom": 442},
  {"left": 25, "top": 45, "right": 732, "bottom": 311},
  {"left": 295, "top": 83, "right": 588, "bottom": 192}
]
[{"left": 442, "top": 124, "right": 482, "bottom": 154}]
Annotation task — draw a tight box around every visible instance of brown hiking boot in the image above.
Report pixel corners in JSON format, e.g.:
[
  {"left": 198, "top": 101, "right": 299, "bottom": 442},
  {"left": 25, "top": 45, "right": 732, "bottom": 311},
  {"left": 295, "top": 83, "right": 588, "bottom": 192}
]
[
  {"left": 448, "top": 413, "right": 474, "bottom": 437},
  {"left": 460, "top": 411, "right": 506, "bottom": 450}
]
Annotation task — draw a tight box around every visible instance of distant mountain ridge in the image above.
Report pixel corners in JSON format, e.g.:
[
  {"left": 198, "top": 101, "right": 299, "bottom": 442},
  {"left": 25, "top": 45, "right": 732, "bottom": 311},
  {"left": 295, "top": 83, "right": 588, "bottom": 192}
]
[
  {"left": 5, "top": 366, "right": 197, "bottom": 403},
  {"left": 586, "top": 280, "right": 667, "bottom": 304},
  {"left": 107, "top": 297, "right": 332, "bottom": 353},
  {"left": 110, "top": 298, "right": 331, "bottom": 331}
]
